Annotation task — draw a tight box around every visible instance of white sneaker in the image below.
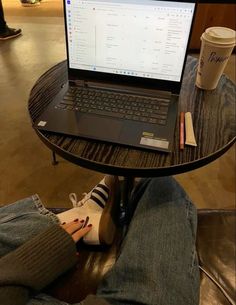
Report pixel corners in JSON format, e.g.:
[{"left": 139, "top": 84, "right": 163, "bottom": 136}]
[{"left": 57, "top": 176, "right": 120, "bottom": 245}]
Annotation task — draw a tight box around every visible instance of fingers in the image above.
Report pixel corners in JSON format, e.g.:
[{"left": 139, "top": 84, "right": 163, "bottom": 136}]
[
  {"left": 61, "top": 220, "right": 83, "bottom": 233},
  {"left": 71, "top": 225, "right": 92, "bottom": 243},
  {"left": 60, "top": 219, "right": 93, "bottom": 243},
  {"left": 61, "top": 219, "right": 82, "bottom": 230},
  {"left": 65, "top": 221, "right": 84, "bottom": 235}
]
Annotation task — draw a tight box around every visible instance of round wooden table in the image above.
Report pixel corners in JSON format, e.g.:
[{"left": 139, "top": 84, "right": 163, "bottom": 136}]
[{"left": 28, "top": 56, "right": 236, "bottom": 178}]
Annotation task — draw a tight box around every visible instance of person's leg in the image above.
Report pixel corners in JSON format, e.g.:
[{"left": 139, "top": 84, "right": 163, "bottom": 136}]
[
  {"left": 0, "top": 0, "right": 22, "bottom": 39},
  {"left": 0, "top": 195, "right": 75, "bottom": 305},
  {"left": 0, "top": 0, "right": 6, "bottom": 32},
  {"left": 0, "top": 194, "right": 59, "bottom": 257},
  {"left": 97, "top": 177, "right": 200, "bottom": 305}
]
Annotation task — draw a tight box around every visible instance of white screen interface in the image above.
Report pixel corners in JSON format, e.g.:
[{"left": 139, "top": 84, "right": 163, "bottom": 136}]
[{"left": 65, "top": 0, "right": 195, "bottom": 82}]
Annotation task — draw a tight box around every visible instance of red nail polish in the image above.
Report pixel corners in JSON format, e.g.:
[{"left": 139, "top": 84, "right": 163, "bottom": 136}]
[
  {"left": 80, "top": 219, "right": 85, "bottom": 223},
  {"left": 74, "top": 218, "right": 79, "bottom": 222},
  {"left": 62, "top": 222, "right": 66, "bottom": 225},
  {"left": 88, "top": 224, "right": 92, "bottom": 227}
]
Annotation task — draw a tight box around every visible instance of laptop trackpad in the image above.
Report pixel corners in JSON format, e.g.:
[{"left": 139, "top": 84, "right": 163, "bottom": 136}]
[{"left": 79, "top": 116, "right": 122, "bottom": 139}]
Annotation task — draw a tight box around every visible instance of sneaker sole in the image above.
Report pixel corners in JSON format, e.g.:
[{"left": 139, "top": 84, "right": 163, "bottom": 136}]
[
  {"left": 0, "top": 32, "right": 22, "bottom": 40},
  {"left": 99, "top": 176, "right": 120, "bottom": 245}
]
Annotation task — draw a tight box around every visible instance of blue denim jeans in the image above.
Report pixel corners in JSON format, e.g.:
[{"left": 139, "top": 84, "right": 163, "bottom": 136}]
[{"left": 0, "top": 177, "right": 200, "bottom": 305}]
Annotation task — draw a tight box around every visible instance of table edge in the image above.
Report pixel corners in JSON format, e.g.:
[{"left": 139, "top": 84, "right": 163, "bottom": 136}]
[{"left": 35, "top": 129, "right": 235, "bottom": 177}]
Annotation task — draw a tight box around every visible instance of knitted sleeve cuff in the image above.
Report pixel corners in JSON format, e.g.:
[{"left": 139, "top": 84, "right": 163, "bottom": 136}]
[
  {"left": 82, "top": 295, "right": 111, "bottom": 305},
  {"left": 0, "top": 286, "right": 28, "bottom": 305},
  {"left": 0, "top": 225, "right": 77, "bottom": 291}
]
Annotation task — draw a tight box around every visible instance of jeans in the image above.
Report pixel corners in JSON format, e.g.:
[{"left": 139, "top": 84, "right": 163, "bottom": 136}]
[
  {"left": 0, "top": 177, "right": 200, "bottom": 305},
  {"left": 0, "top": 0, "right": 7, "bottom": 32}
]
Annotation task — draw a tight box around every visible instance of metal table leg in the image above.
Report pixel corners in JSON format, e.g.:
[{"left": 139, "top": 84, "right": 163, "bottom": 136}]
[
  {"left": 119, "top": 176, "right": 135, "bottom": 225},
  {"left": 52, "top": 151, "right": 59, "bottom": 165}
]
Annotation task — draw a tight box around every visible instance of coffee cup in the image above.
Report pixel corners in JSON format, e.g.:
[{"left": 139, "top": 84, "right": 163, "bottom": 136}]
[{"left": 196, "top": 27, "right": 235, "bottom": 90}]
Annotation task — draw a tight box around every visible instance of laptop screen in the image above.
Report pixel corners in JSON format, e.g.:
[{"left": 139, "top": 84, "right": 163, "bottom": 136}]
[{"left": 65, "top": 0, "right": 195, "bottom": 83}]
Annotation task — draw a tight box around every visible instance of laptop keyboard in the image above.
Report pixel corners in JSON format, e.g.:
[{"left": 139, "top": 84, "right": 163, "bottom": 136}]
[{"left": 55, "top": 87, "right": 170, "bottom": 125}]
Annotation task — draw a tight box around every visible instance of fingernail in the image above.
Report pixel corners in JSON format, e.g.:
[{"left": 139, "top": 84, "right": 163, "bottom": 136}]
[
  {"left": 84, "top": 216, "right": 89, "bottom": 227},
  {"left": 62, "top": 222, "right": 66, "bottom": 225},
  {"left": 80, "top": 219, "right": 84, "bottom": 223},
  {"left": 74, "top": 218, "right": 79, "bottom": 222},
  {"left": 88, "top": 224, "right": 92, "bottom": 227}
]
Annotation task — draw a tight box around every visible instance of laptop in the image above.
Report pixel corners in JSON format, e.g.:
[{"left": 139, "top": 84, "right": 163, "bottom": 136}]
[{"left": 34, "top": 0, "right": 196, "bottom": 152}]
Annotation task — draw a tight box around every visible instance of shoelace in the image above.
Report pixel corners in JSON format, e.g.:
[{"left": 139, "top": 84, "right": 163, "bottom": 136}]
[
  {"left": 69, "top": 182, "right": 109, "bottom": 209},
  {"left": 69, "top": 192, "right": 89, "bottom": 208}
]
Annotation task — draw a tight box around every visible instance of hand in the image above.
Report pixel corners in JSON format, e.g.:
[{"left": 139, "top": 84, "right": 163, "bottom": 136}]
[{"left": 61, "top": 219, "right": 92, "bottom": 243}]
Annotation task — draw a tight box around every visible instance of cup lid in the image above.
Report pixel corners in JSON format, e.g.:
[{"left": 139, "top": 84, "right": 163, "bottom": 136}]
[{"left": 203, "top": 27, "right": 236, "bottom": 45}]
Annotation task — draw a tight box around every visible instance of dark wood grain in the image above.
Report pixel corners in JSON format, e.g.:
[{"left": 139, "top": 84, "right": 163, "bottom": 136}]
[{"left": 28, "top": 57, "right": 236, "bottom": 177}]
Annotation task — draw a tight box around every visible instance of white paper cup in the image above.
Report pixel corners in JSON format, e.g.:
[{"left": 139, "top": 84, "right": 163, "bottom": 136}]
[{"left": 196, "top": 27, "right": 236, "bottom": 90}]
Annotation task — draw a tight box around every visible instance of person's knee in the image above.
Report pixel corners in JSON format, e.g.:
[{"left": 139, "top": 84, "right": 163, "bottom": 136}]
[
  {"left": 132, "top": 177, "right": 196, "bottom": 225},
  {"left": 146, "top": 177, "right": 187, "bottom": 203}
]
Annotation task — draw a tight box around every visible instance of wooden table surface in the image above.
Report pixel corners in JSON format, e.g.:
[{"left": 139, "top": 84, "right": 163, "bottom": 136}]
[{"left": 28, "top": 56, "right": 236, "bottom": 177}]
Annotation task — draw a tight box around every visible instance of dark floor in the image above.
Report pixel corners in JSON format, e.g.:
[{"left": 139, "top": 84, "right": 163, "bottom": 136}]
[{"left": 0, "top": 1, "right": 235, "bottom": 209}]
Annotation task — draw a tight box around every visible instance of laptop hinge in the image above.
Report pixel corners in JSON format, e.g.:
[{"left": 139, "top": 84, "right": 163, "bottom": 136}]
[
  {"left": 69, "top": 80, "right": 172, "bottom": 98},
  {"left": 69, "top": 80, "right": 88, "bottom": 87},
  {"left": 86, "top": 81, "right": 171, "bottom": 98}
]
